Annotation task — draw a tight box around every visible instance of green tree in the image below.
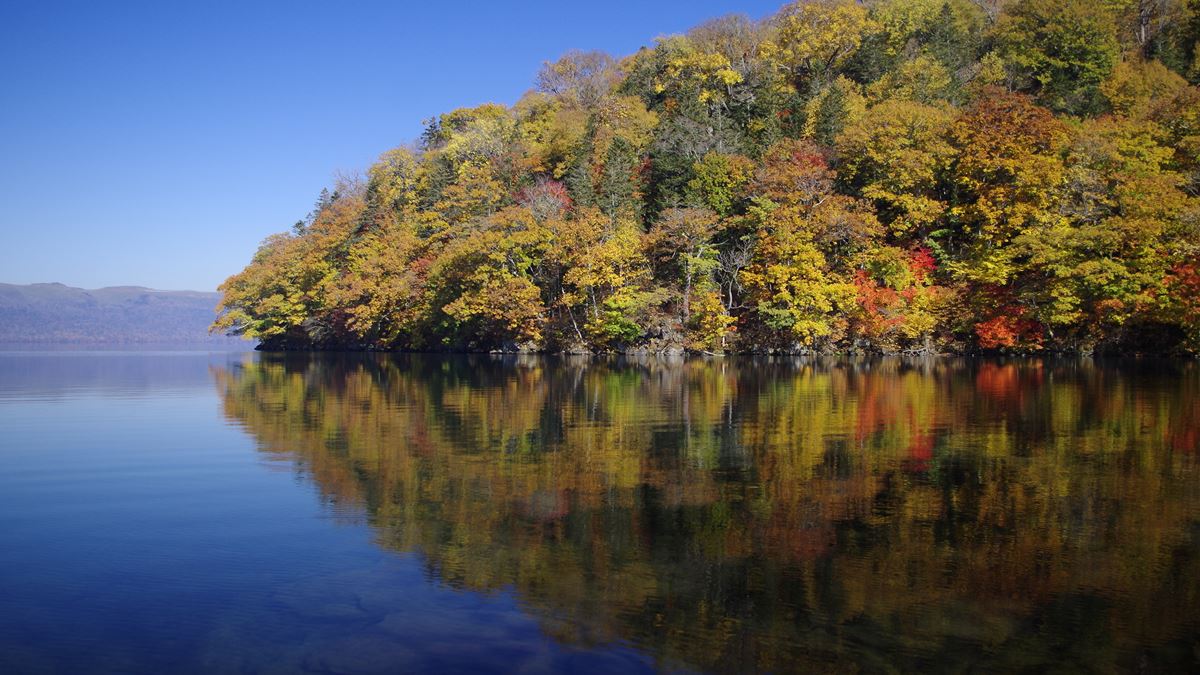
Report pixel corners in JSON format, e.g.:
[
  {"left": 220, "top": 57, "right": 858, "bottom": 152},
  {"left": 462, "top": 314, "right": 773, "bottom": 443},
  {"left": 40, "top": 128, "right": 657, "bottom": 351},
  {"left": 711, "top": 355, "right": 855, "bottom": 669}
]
[{"left": 995, "top": 0, "right": 1122, "bottom": 114}]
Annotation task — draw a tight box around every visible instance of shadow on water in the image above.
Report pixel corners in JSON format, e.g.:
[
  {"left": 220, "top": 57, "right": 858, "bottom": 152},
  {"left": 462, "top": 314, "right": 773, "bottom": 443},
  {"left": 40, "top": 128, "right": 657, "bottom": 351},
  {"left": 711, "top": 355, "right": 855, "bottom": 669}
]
[{"left": 212, "top": 353, "right": 1200, "bottom": 673}]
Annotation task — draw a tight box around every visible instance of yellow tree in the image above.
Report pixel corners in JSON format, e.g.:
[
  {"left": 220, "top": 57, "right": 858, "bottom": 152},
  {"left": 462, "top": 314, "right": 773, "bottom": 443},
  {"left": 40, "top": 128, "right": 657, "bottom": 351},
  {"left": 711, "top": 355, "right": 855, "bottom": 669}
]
[
  {"left": 427, "top": 207, "right": 551, "bottom": 348},
  {"left": 837, "top": 99, "right": 958, "bottom": 241},
  {"left": 761, "top": 0, "right": 877, "bottom": 93},
  {"left": 556, "top": 209, "right": 655, "bottom": 348},
  {"left": 740, "top": 203, "right": 856, "bottom": 347},
  {"left": 213, "top": 191, "right": 366, "bottom": 346},
  {"left": 365, "top": 147, "right": 423, "bottom": 218},
  {"left": 947, "top": 88, "right": 1067, "bottom": 287}
]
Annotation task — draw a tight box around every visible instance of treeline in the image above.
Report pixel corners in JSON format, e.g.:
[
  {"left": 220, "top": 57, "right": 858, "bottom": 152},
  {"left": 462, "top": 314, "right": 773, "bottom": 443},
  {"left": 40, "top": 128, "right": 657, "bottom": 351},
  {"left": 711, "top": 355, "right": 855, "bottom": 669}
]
[{"left": 214, "top": 0, "right": 1200, "bottom": 354}]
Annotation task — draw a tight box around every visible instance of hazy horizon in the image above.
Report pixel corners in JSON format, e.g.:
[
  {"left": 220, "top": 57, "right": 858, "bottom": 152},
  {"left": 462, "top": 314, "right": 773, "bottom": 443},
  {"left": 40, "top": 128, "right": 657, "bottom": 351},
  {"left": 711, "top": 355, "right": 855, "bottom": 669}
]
[{"left": 0, "top": 281, "right": 220, "bottom": 293}]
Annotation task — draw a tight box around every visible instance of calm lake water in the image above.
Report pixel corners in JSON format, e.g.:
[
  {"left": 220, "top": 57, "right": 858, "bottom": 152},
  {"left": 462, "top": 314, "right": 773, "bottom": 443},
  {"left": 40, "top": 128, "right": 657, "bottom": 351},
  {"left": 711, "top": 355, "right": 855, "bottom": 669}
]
[{"left": 1, "top": 352, "right": 1197, "bottom": 673}]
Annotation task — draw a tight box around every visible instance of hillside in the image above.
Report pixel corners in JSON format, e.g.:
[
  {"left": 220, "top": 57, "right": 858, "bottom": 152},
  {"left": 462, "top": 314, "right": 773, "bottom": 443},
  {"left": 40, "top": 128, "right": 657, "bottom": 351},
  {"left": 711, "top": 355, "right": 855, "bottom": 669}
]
[
  {"left": 214, "top": 0, "right": 1200, "bottom": 355},
  {"left": 0, "top": 283, "right": 245, "bottom": 346}
]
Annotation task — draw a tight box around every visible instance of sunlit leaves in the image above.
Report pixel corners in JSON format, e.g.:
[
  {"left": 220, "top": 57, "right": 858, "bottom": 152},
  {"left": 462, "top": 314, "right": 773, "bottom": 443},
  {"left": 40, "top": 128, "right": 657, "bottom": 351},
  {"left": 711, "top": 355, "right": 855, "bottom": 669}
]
[
  {"left": 837, "top": 99, "right": 957, "bottom": 238},
  {"left": 762, "top": 0, "right": 877, "bottom": 92},
  {"left": 995, "top": 0, "right": 1122, "bottom": 114},
  {"left": 213, "top": 0, "right": 1200, "bottom": 354}
]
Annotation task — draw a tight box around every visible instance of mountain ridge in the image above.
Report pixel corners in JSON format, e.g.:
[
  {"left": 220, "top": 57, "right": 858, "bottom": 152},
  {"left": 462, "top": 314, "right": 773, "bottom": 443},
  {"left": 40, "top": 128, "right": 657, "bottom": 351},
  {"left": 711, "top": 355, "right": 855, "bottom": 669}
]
[{"left": 0, "top": 282, "right": 243, "bottom": 346}]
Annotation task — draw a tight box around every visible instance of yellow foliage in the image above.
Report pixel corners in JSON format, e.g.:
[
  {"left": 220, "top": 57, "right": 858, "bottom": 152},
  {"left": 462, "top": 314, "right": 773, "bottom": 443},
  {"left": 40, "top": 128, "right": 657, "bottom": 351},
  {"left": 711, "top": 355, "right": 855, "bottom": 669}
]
[
  {"left": 1101, "top": 57, "right": 1189, "bottom": 119},
  {"left": 762, "top": 0, "right": 877, "bottom": 90}
]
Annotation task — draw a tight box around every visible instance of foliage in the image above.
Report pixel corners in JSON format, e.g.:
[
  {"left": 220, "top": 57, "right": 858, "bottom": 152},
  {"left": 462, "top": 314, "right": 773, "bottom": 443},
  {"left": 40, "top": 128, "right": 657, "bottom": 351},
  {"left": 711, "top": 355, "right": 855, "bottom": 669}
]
[
  {"left": 994, "top": 0, "right": 1122, "bottom": 114},
  {"left": 762, "top": 0, "right": 878, "bottom": 93},
  {"left": 214, "top": 0, "right": 1200, "bottom": 355},
  {"left": 685, "top": 151, "right": 755, "bottom": 216},
  {"left": 837, "top": 99, "right": 957, "bottom": 238}
]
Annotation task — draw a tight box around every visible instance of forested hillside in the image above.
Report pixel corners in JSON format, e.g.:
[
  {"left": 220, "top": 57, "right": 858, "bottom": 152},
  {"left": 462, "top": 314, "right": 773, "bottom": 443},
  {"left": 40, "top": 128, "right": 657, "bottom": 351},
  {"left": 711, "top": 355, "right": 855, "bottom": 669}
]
[
  {"left": 213, "top": 0, "right": 1200, "bottom": 354},
  {"left": 0, "top": 283, "right": 240, "bottom": 346}
]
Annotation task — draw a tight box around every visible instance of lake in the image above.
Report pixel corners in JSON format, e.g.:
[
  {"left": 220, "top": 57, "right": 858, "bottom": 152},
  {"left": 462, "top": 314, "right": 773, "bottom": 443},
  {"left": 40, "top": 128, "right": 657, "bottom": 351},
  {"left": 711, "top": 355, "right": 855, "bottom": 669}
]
[{"left": 1, "top": 352, "right": 1197, "bottom": 673}]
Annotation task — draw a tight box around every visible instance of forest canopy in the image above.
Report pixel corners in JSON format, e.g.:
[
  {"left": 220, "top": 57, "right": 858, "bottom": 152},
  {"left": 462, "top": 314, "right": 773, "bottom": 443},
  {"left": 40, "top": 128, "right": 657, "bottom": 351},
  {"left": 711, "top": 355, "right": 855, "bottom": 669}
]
[{"left": 213, "top": 0, "right": 1200, "bottom": 354}]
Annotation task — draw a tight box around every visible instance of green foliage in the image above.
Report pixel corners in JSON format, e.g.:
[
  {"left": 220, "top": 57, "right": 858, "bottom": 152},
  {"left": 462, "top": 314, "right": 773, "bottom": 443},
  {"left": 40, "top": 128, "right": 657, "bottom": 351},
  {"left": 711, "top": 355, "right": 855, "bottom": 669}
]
[
  {"left": 597, "top": 137, "right": 642, "bottom": 220},
  {"left": 685, "top": 152, "right": 755, "bottom": 216},
  {"left": 995, "top": 0, "right": 1122, "bottom": 114}
]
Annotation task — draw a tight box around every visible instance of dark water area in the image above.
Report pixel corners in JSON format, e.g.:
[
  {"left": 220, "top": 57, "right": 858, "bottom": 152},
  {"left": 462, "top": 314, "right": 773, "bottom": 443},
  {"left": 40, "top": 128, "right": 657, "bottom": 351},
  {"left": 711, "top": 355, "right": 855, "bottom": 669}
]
[{"left": 1, "top": 352, "right": 1198, "bottom": 673}]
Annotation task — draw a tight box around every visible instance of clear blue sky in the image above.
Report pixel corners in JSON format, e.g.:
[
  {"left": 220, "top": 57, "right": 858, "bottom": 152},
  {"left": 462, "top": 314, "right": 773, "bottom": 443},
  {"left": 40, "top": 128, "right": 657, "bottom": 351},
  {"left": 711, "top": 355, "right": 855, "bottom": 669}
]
[{"left": 0, "top": 0, "right": 785, "bottom": 291}]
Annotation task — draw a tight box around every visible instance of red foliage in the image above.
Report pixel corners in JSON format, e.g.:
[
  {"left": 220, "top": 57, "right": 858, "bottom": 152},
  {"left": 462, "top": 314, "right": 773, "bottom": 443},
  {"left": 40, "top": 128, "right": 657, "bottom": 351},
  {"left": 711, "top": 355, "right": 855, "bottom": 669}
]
[
  {"left": 756, "top": 139, "right": 834, "bottom": 204},
  {"left": 975, "top": 307, "right": 1043, "bottom": 349},
  {"left": 1167, "top": 262, "right": 1200, "bottom": 289},
  {"left": 854, "top": 270, "right": 904, "bottom": 334},
  {"left": 636, "top": 156, "right": 653, "bottom": 177},
  {"left": 908, "top": 246, "right": 937, "bottom": 282},
  {"left": 516, "top": 179, "right": 572, "bottom": 217},
  {"left": 1168, "top": 425, "right": 1198, "bottom": 454},
  {"left": 1164, "top": 262, "right": 1200, "bottom": 321},
  {"left": 410, "top": 255, "right": 436, "bottom": 278},
  {"left": 903, "top": 433, "right": 935, "bottom": 473}
]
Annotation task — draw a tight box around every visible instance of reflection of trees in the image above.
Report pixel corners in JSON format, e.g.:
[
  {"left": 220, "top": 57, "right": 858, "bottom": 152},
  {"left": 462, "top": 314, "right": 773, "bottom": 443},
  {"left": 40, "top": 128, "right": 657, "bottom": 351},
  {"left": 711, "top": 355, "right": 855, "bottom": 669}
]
[{"left": 214, "top": 355, "right": 1200, "bottom": 672}]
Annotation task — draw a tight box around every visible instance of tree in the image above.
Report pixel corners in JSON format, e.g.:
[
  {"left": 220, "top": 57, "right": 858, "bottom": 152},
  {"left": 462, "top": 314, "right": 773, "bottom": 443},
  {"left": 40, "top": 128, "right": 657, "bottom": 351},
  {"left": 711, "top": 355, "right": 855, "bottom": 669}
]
[
  {"left": 365, "top": 147, "right": 423, "bottom": 218},
  {"left": 324, "top": 215, "right": 427, "bottom": 347},
  {"left": 1012, "top": 116, "right": 1200, "bottom": 344},
  {"left": 740, "top": 206, "right": 855, "bottom": 347},
  {"left": 598, "top": 137, "right": 643, "bottom": 221},
  {"left": 432, "top": 161, "right": 505, "bottom": 225},
  {"left": 517, "top": 178, "right": 573, "bottom": 222},
  {"left": 555, "top": 210, "right": 655, "bottom": 348},
  {"left": 850, "top": 246, "right": 949, "bottom": 351},
  {"left": 214, "top": 190, "right": 367, "bottom": 346},
  {"left": 800, "top": 75, "right": 866, "bottom": 145},
  {"left": 1101, "top": 56, "right": 1190, "bottom": 118},
  {"left": 753, "top": 139, "right": 836, "bottom": 207},
  {"left": 536, "top": 50, "right": 618, "bottom": 109},
  {"left": 428, "top": 207, "right": 550, "bottom": 348},
  {"left": 995, "top": 0, "right": 1122, "bottom": 114},
  {"left": 837, "top": 99, "right": 957, "bottom": 240},
  {"left": 865, "top": 55, "right": 956, "bottom": 104},
  {"left": 685, "top": 152, "right": 755, "bottom": 216},
  {"left": 762, "top": 0, "right": 877, "bottom": 94},
  {"left": 754, "top": 139, "right": 881, "bottom": 265},
  {"left": 947, "top": 88, "right": 1067, "bottom": 286},
  {"left": 646, "top": 207, "right": 722, "bottom": 324}
]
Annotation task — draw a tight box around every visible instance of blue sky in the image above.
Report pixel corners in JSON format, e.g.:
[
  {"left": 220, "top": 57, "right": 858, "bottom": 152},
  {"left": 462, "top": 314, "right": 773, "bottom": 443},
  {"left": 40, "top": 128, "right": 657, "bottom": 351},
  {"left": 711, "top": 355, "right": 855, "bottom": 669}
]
[{"left": 0, "top": 0, "right": 785, "bottom": 291}]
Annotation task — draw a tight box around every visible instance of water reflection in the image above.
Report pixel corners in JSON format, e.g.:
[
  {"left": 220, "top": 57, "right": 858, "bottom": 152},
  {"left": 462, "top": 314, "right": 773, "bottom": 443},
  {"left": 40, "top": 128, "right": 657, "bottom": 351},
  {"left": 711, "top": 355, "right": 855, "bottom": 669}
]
[{"left": 214, "top": 355, "right": 1200, "bottom": 672}]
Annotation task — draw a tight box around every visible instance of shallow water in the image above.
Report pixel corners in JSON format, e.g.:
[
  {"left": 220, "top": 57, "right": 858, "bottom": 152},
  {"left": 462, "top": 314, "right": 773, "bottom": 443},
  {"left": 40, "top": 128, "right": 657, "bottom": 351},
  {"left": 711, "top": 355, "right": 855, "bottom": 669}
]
[{"left": 1, "top": 352, "right": 1198, "bottom": 673}]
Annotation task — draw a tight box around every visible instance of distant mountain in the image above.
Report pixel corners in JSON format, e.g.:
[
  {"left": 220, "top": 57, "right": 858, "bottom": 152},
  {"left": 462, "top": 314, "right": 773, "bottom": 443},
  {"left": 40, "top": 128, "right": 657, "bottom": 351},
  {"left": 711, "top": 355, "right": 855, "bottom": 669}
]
[{"left": 0, "top": 282, "right": 246, "bottom": 346}]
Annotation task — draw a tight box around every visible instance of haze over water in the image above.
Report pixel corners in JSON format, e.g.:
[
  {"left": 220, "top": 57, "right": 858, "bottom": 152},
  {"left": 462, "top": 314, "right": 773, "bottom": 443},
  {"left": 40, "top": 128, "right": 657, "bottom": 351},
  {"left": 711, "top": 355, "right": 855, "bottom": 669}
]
[{"left": 1, "top": 352, "right": 1197, "bottom": 673}]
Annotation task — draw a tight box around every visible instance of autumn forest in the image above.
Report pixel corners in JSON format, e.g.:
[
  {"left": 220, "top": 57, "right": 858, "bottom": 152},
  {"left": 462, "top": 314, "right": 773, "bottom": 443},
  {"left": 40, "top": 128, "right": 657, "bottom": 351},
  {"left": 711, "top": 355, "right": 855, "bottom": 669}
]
[{"left": 213, "top": 0, "right": 1200, "bottom": 355}]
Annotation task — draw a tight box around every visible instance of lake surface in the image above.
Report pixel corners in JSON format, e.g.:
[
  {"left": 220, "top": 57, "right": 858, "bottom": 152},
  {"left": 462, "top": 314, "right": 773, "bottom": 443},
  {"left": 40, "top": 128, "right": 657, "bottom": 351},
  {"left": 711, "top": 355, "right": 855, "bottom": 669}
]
[{"left": 1, "top": 352, "right": 1198, "bottom": 673}]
